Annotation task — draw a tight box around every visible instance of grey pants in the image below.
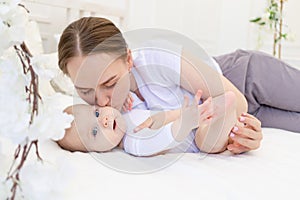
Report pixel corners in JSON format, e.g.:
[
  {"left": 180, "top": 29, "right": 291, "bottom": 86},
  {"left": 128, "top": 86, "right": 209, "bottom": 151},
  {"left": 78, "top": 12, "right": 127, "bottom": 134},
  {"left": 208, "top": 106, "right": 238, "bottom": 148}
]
[{"left": 214, "top": 49, "right": 300, "bottom": 133}]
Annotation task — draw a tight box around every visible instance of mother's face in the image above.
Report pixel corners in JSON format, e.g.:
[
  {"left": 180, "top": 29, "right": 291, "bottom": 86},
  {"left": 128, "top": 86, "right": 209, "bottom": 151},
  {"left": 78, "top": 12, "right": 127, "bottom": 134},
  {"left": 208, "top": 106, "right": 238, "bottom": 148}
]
[{"left": 67, "top": 52, "right": 132, "bottom": 110}]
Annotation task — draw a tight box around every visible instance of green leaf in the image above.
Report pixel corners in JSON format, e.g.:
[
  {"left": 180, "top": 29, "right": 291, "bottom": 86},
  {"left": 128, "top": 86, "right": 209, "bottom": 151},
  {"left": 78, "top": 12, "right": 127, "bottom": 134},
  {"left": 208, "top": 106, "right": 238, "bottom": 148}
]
[
  {"left": 281, "top": 33, "right": 288, "bottom": 39},
  {"left": 250, "top": 17, "right": 261, "bottom": 23},
  {"left": 259, "top": 22, "right": 266, "bottom": 26}
]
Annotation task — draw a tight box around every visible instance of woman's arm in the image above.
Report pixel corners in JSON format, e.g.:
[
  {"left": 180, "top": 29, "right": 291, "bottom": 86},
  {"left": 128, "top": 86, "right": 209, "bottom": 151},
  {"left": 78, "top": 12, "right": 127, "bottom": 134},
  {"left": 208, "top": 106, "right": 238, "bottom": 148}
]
[{"left": 180, "top": 48, "right": 248, "bottom": 117}]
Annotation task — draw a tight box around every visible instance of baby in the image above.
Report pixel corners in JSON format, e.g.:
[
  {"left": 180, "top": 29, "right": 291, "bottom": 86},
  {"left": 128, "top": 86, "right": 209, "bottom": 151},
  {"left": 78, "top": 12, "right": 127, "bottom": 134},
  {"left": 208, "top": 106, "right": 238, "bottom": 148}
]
[{"left": 57, "top": 90, "right": 235, "bottom": 156}]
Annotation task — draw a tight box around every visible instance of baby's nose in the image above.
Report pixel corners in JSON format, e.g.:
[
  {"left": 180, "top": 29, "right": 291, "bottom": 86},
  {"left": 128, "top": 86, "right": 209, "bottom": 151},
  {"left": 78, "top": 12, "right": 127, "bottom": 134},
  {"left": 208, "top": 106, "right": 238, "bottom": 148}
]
[{"left": 102, "top": 116, "right": 109, "bottom": 128}]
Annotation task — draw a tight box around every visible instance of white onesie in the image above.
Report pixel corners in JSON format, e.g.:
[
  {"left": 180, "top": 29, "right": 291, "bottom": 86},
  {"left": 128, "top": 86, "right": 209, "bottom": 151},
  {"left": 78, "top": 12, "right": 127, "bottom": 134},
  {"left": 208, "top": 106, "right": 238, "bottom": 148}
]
[{"left": 122, "top": 93, "right": 200, "bottom": 156}]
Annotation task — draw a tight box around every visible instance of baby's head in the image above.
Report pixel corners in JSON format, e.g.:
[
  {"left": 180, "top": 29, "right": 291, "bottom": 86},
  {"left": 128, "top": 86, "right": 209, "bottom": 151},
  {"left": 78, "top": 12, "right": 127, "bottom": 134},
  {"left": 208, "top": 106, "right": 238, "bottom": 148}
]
[{"left": 58, "top": 104, "right": 127, "bottom": 152}]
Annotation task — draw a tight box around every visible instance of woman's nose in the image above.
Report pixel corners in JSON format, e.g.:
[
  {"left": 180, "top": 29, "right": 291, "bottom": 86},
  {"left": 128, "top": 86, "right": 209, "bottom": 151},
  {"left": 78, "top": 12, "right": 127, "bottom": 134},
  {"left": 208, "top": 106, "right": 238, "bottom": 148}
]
[
  {"left": 95, "top": 89, "right": 111, "bottom": 107},
  {"left": 95, "top": 96, "right": 110, "bottom": 107}
]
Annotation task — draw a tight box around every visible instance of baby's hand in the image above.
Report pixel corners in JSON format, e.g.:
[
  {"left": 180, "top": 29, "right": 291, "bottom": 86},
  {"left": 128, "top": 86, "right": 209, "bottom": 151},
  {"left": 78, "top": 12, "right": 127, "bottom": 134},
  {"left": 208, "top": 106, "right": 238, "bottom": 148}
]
[
  {"left": 122, "top": 93, "right": 134, "bottom": 112},
  {"left": 181, "top": 90, "right": 213, "bottom": 129}
]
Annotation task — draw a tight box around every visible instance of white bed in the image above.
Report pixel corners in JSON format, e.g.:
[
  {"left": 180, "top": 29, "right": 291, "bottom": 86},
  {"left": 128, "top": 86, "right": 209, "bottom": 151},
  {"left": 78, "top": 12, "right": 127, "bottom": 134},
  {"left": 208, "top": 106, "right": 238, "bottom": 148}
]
[
  {"left": 1, "top": 1, "right": 299, "bottom": 199},
  {"left": 44, "top": 128, "right": 300, "bottom": 200},
  {"left": 42, "top": 128, "right": 300, "bottom": 199},
  {"left": 2, "top": 126, "right": 300, "bottom": 199}
]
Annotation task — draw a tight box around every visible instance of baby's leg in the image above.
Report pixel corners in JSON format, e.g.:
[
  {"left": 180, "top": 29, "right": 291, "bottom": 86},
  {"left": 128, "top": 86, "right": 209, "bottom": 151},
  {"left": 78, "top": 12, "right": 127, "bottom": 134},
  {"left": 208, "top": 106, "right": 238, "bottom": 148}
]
[{"left": 194, "top": 91, "right": 237, "bottom": 153}]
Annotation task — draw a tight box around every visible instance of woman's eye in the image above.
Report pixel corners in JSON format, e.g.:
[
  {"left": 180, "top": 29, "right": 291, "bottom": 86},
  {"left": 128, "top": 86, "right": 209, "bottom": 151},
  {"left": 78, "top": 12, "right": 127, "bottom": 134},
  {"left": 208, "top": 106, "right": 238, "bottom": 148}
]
[
  {"left": 105, "top": 82, "right": 117, "bottom": 89},
  {"left": 95, "top": 110, "right": 100, "bottom": 117},
  {"left": 81, "top": 90, "right": 93, "bottom": 95},
  {"left": 92, "top": 127, "right": 98, "bottom": 137}
]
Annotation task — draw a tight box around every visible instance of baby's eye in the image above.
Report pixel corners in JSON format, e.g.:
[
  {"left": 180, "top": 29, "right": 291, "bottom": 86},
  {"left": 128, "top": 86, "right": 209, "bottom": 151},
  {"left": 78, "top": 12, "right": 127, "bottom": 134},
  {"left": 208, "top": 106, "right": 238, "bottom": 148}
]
[
  {"left": 92, "top": 127, "right": 98, "bottom": 136},
  {"left": 95, "top": 110, "right": 100, "bottom": 118}
]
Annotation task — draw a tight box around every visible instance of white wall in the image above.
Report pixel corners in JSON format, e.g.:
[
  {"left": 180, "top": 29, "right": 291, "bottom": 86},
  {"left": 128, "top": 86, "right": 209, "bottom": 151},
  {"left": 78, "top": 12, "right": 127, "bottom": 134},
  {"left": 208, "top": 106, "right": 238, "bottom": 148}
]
[
  {"left": 22, "top": 0, "right": 128, "bottom": 53},
  {"left": 23, "top": 0, "right": 300, "bottom": 68},
  {"left": 126, "top": 0, "right": 300, "bottom": 68}
]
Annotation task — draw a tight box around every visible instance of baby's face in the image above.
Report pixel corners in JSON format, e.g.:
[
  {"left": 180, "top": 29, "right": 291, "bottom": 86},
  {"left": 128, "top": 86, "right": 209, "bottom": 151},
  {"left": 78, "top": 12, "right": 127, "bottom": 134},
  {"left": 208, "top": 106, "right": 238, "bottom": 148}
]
[{"left": 61, "top": 104, "right": 126, "bottom": 152}]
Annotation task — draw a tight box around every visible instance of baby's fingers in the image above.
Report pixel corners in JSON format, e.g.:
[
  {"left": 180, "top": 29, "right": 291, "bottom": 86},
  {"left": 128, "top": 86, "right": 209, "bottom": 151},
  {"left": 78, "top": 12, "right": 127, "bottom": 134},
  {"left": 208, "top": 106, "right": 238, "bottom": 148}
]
[
  {"left": 134, "top": 117, "right": 153, "bottom": 133},
  {"left": 182, "top": 95, "right": 190, "bottom": 108},
  {"left": 198, "top": 97, "right": 212, "bottom": 115},
  {"left": 193, "top": 90, "right": 203, "bottom": 106},
  {"left": 123, "top": 95, "right": 134, "bottom": 112}
]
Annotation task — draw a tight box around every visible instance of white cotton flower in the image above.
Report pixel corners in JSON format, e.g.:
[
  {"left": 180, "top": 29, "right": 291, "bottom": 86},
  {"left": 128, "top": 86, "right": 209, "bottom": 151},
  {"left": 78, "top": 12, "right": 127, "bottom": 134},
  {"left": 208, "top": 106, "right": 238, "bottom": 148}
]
[
  {"left": 20, "top": 157, "right": 74, "bottom": 200},
  {"left": 31, "top": 53, "right": 60, "bottom": 77},
  {"left": 6, "top": 22, "right": 25, "bottom": 44},
  {"left": 0, "top": 21, "right": 12, "bottom": 52},
  {"left": 38, "top": 78, "right": 56, "bottom": 97},
  {"left": 24, "top": 21, "right": 43, "bottom": 55},
  {"left": 0, "top": 4, "right": 28, "bottom": 49},
  {"left": 0, "top": 2, "right": 27, "bottom": 26},
  {"left": 27, "top": 93, "right": 73, "bottom": 142},
  {"left": 0, "top": 56, "right": 28, "bottom": 98},
  {"left": 0, "top": 0, "right": 19, "bottom": 16},
  {"left": 0, "top": 136, "right": 16, "bottom": 199},
  {"left": 0, "top": 95, "right": 30, "bottom": 144},
  {"left": 0, "top": 177, "right": 12, "bottom": 200}
]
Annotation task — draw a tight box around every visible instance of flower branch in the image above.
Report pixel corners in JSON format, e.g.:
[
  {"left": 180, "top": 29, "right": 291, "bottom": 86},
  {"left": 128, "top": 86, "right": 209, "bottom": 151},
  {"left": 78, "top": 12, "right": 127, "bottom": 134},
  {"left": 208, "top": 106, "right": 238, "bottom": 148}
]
[
  {"left": 1, "top": 1, "right": 73, "bottom": 199},
  {"left": 14, "top": 42, "right": 42, "bottom": 124},
  {"left": 6, "top": 42, "right": 43, "bottom": 200}
]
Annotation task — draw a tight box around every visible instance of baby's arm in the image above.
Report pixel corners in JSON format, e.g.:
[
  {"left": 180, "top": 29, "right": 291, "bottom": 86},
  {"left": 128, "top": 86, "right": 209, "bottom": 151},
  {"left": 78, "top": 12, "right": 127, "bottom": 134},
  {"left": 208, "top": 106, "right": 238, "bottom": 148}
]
[
  {"left": 123, "top": 122, "right": 180, "bottom": 156},
  {"left": 123, "top": 91, "right": 213, "bottom": 156}
]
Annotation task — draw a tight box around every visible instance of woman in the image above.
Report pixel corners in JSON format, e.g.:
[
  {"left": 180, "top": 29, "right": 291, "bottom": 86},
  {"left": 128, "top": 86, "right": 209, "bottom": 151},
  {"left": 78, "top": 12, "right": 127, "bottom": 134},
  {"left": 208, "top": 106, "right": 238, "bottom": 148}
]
[{"left": 57, "top": 17, "right": 267, "bottom": 154}]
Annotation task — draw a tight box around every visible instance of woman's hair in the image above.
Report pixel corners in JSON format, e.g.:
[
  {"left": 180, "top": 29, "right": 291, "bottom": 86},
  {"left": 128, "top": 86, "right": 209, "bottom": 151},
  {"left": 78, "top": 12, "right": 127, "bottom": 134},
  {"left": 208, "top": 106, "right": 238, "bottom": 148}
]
[{"left": 58, "top": 17, "right": 127, "bottom": 75}]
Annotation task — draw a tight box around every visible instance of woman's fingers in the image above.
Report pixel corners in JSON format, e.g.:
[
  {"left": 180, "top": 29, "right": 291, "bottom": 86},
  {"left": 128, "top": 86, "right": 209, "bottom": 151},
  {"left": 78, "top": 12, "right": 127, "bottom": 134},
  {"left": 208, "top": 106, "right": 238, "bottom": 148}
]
[
  {"left": 239, "top": 113, "right": 262, "bottom": 132},
  {"left": 227, "top": 113, "right": 263, "bottom": 154},
  {"left": 227, "top": 143, "right": 250, "bottom": 154},
  {"left": 229, "top": 131, "right": 261, "bottom": 150},
  {"left": 231, "top": 125, "right": 263, "bottom": 141}
]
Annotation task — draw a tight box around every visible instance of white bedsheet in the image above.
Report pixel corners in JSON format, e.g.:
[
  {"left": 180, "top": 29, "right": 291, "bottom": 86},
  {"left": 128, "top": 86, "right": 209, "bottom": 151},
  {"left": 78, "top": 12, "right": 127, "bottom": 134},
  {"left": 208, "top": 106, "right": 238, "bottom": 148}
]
[{"left": 2, "top": 127, "right": 299, "bottom": 199}]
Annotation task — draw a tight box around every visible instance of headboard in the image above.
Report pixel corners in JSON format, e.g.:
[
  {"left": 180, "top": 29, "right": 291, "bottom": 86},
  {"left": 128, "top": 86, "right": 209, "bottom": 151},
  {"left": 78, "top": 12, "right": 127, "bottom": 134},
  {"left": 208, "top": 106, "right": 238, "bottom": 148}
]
[{"left": 22, "top": 0, "right": 128, "bottom": 53}]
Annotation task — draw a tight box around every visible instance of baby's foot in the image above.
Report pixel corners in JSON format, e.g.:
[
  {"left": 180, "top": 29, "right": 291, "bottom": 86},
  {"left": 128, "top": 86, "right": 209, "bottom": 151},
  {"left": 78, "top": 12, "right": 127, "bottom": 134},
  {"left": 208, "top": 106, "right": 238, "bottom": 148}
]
[{"left": 210, "top": 91, "right": 237, "bottom": 121}]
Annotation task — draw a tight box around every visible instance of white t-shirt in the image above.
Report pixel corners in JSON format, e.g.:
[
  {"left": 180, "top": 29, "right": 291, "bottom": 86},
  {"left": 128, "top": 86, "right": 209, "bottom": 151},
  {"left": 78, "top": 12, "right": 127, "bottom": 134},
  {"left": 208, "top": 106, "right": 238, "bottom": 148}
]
[
  {"left": 131, "top": 40, "right": 222, "bottom": 110},
  {"left": 122, "top": 41, "right": 222, "bottom": 156}
]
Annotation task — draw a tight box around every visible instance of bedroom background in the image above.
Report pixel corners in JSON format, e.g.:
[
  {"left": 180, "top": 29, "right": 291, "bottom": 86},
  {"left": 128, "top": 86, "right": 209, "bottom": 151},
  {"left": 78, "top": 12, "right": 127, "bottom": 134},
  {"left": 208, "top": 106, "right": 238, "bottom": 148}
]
[
  {"left": 23, "top": 0, "right": 300, "bottom": 69},
  {"left": 1, "top": 0, "right": 300, "bottom": 199}
]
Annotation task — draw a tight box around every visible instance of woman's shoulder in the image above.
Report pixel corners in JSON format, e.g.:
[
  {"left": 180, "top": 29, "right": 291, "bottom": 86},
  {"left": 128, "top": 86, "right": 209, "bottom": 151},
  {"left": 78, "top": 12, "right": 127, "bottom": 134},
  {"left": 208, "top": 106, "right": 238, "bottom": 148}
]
[{"left": 132, "top": 39, "right": 182, "bottom": 77}]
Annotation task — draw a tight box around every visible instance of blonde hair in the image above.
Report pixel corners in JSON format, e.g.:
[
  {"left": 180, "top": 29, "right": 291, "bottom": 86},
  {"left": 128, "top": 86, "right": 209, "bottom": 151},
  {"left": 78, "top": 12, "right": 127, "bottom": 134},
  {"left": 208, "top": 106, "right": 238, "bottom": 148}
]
[{"left": 58, "top": 17, "right": 127, "bottom": 75}]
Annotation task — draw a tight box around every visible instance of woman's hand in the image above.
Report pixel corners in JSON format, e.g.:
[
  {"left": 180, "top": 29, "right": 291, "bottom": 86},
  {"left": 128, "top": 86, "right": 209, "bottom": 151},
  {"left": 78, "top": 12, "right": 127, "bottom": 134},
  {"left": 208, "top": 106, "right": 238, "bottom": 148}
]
[
  {"left": 122, "top": 93, "right": 134, "bottom": 112},
  {"left": 227, "top": 113, "right": 263, "bottom": 154}
]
